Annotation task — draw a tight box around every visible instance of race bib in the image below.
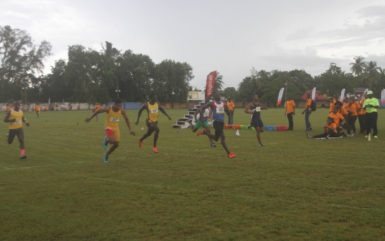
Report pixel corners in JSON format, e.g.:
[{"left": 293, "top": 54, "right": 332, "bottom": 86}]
[
  {"left": 151, "top": 108, "right": 158, "bottom": 113},
  {"left": 216, "top": 107, "right": 225, "bottom": 114},
  {"left": 109, "top": 117, "right": 120, "bottom": 122},
  {"left": 15, "top": 120, "right": 22, "bottom": 124},
  {"left": 255, "top": 106, "right": 261, "bottom": 112},
  {"left": 203, "top": 110, "right": 209, "bottom": 117}
]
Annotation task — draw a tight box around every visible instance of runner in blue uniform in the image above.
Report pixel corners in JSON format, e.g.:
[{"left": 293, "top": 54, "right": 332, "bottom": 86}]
[{"left": 202, "top": 94, "right": 236, "bottom": 158}]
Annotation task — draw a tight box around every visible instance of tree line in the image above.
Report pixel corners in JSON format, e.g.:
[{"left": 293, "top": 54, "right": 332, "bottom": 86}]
[{"left": 1, "top": 25, "right": 385, "bottom": 105}]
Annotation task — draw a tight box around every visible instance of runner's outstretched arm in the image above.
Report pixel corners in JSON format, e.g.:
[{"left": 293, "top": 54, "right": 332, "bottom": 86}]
[
  {"left": 159, "top": 106, "right": 172, "bottom": 120},
  {"left": 121, "top": 110, "right": 136, "bottom": 136},
  {"left": 135, "top": 104, "right": 148, "bottom": 125},
  {"left": 244, "top": 103, "right": 253, "bottom": 114},
  {"left": 85, "top": 108, "right": 108, "bottom": 122}
]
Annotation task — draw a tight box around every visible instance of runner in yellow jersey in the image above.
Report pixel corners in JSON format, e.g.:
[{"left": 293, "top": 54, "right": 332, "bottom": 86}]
[
  {"left": 86, "top": 99, "right": 135, "bottom": 163},
  {"left": 4, "top": 102, "right": 30, "bottom": 159},
  {"left": 135, "top": 94, "right": 172, "bottom": 153}
]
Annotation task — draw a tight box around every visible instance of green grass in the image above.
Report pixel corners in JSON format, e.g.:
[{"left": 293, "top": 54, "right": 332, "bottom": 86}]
[{"left": 0, "top": 108, "right": 384, "bottom": 241}]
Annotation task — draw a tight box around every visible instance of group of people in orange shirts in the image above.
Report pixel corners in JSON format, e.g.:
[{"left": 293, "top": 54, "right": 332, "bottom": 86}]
[{"left": 310, "top": 94, "right": 370, "bottom": 139}]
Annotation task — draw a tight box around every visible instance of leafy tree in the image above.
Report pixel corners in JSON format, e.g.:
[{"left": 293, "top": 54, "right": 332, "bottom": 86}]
[
  {"left": 0, "top": 25, "right": 51, "bottom": 101},
  {"left": 223, "top": 87, "right": 237, "bottom": 100},
  {"left": 350, "top": 56, "right": 366, "bottom": 76}
]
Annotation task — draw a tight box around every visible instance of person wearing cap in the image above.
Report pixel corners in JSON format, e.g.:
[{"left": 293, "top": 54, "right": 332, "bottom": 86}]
[{"left": 363, "top": 90, "right": 379, "bottom": 139}]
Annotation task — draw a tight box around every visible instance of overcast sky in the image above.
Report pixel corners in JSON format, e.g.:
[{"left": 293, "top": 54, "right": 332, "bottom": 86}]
[{"left": 1, "top": 0, "right": 385, "bottom": 89}]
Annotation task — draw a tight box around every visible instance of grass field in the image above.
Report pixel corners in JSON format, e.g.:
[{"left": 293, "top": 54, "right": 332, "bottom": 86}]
[{"left": 0, "top": 108, "right": 384, "bottom": 241}]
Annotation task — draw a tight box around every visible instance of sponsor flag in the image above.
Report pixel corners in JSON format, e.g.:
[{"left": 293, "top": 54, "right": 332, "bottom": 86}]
[
  {"left": 340, "top": 88, "right": 346, "bottom": 102},
  {"left": 311, "top": 87, "right": 316, "bottom": 100},
  {"left": 276, "top": 87, "right": 285, "bottom": 106},
  {"left": 381, "top": 89, "right": 385, "bottom": 105},
  {"left": 206, "top": 71, "right": 216, "bottom": 99}
]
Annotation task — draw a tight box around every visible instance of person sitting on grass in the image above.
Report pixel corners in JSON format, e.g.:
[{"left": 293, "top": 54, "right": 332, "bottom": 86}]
[
  {"left": 328, "top": 104, "right": 347, "bottom": 136},
  {"left": 308, "top": 117, "right": 341, "bottom": 139}
]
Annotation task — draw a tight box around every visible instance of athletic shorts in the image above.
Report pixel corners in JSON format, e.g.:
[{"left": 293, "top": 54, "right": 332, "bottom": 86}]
[
  {"left": 8, "top": 128, "right": 24, "bottom": 143},
  {"left": 194, "top": 120, "right": 209, "bottom": 129},
  {"left": 146, "top": 120, "right": 158, "bottom": 129},
  {"left": 251, "top": 118, "right": 264, "bottom": 128},
  {"left": 213, "top": 120, "right": 224, "bottom": 138},
  {"left": 105, "top": 128, "right": 120, "bottom": 142}
]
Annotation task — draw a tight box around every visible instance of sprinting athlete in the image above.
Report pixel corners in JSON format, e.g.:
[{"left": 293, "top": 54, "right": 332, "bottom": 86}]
[
  {"left": 135, "top": 94, "right": 172, "bottom": 153},
  {"left": 86, "top": 99, "right": 135, "bottom": 163},
  {"left": 4, "top": 102, "right": 30, "bottom": 159},
  {"left": 202, "top": 94, "right": 236, "bottom": 158},
  {"left": 245, "top": 94, "right": 266, "bottom": 147},
  {"left": 194, "top": 104, "right": 215, "bottom": 147}
]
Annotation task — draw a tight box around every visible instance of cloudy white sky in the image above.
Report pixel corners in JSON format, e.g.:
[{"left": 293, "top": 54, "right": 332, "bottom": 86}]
[{"left": 1, "top": 0, "right": 385, "bottom": 89}]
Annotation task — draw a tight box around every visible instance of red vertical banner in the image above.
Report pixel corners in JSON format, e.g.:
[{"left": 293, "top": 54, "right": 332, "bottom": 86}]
[{"left": 206, "top": 71, "right": 216, "bottom": 99}]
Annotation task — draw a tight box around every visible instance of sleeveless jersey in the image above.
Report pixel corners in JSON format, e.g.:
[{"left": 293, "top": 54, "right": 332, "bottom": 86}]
[
  {"left": 148, "top": 102, "right": 159, "bottom": 123},
  {"left": 212, "top": 102, "right": 225, "bottom": 121},
  {"left": 251, "top": 103, "right": 262, "bottom": 121},
  {"left": 105, "top": 108, "right": 121, "bottom": 129},
  {"left": 9, "top": 109, "right": 23, "bottom": 129}
]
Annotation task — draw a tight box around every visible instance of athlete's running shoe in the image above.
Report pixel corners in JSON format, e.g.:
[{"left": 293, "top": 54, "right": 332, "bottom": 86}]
[
  {"left": 210, "top": 143, "right": 216, "bottom": 148},
  {"left": 153, "top": 147, "right": 158, "bottom": 153},
  {"left": 104, "top": 153, "right": 108, "bottom": 163},
  {"left": 259, "top": 143, "right": 264, "bottom": 147},
  {"left": 139, "top": 139, "right": 143, "bottom": 148},
  {"left": 103, "top": 136, "right": 108, "bottom": 149},
  {"left": 228, "top": 152, "right": 236, "bottom": 158},
  {"left": 374, "top": 135, "right": 378, "bottom": 139},
  {"left": 20, "top": 155, "right": 27, "bottom": 159}
]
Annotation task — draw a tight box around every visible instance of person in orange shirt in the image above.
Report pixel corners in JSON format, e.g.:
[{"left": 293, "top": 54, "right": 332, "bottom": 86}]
[
  {"left": 328, "top": 105, "right": 346, "bottom": 136},
  {"left": 302, "top": 95, "right": 313, "bottom": 131},
  {"left": 357, "top": 95, "right": 366, "bottom": 134},
  {"left": 6, "top": 104, "right": 12, "bottom": 112},
  {"left": 285, "top": 97, "right": 295, "bottom": 130},
  {"left": 309, "top": 118, "right": 340, "bottom": 139},
  {"left": 94, "top": 103, "right": 101, "bottom": 121},
  {"left": 329, "top": 97, "right": 337, "bottom": 113},
  {"left": 226, "top": 99, "right": 235, "bottom": 125},
  {"left": 347, "top": 97, "right": 359, "bottom": 135},
  {"left": 35, "top": 104, "right": 41, "bottom": 118}
]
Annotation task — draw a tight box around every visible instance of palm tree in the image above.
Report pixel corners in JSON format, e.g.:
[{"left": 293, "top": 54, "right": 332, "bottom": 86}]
[
  {"left": 365, "top": 61, "right": 380, "bottom": 75},
  {"left": 350, "top": 56, "right": 366, "bottom": 76}
]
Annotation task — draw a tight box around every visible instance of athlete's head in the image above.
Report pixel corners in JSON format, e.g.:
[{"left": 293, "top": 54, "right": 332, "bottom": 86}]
[
  {"left": 114, "top": 99, "right": 122, "bottom": 109},
  {"left": 149, "top": 93, "right": 157, "bottom": 102},
  {"left": 14, "top": 101, "right": 20, "bottom": 111},
  {"left": 367, "top": 90, "right": 373, "bottom": 98},
  {"left": 327, "top": 117, "right": 334, "bottom": 124},
  {"left": 253, "top": 94, "right": 259, "bottom": 102},
  {"left": 214, "top": 94, "right": 221, "bottom": 102}
]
